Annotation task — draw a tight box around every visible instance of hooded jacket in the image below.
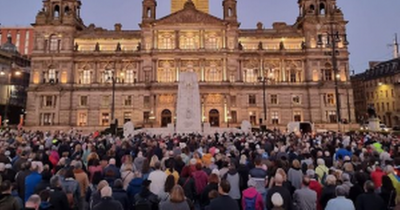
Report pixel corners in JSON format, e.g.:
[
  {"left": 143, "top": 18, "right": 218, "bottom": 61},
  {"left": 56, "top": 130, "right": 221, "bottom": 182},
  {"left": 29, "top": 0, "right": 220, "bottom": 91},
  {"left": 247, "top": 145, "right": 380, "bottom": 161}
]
[
  {"left": 241, "top": 187, "right": 264, "bottom": 210},
  {"left": 127, "top": 177, "right": 143, "bottom": 199}
]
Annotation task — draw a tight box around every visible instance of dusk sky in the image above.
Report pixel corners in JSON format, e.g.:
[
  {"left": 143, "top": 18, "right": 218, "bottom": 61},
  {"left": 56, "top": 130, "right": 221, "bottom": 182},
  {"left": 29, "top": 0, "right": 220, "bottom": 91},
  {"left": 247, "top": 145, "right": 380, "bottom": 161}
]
[{"left": 0, "top": 0, "right": 399, "bottom": 73}]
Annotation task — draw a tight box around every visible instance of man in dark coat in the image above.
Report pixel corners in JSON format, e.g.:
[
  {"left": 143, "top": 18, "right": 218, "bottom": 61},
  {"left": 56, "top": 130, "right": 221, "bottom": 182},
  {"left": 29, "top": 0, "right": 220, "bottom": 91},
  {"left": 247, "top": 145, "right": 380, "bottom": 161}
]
[
  {"left": 48, "top": 176, "right": 70, "bottom": 210},
  {"left": 111, "top": 179, "right": 130, "bottom": 210},
  {"left": 208, "top": 179, "right": 239, "bottom": 210},
  {"left": 93, "top": 186, "right": 123, "bottom": 210},
  {"left": 266, "top": 174, "right": 293, "bottom": 210},
  {"left": 356, "top": 181, "right": 386, "bottom": 210},
  {"left": 15, "top": 162, "right": 31, "bottom": 199}
]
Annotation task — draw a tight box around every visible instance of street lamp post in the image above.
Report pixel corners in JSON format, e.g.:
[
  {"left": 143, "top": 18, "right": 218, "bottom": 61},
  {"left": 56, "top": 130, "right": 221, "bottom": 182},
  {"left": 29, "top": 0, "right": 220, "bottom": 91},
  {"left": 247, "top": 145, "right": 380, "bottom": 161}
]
[
  {"left": 317, "top": 22, "right": 349, "bottom": 132},
  {"left": 107, "top": 71, "right": 117, "bottom": 135},
  {"left": 258, "top": 74, "right": 272, "bottom": 128}
]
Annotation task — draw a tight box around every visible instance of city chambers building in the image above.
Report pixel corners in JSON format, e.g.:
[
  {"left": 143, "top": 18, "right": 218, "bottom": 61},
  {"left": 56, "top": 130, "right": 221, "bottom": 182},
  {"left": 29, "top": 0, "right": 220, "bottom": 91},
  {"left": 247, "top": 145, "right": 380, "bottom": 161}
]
[{"left": 25, "top": 0, "right": 355, "bottom": 131}]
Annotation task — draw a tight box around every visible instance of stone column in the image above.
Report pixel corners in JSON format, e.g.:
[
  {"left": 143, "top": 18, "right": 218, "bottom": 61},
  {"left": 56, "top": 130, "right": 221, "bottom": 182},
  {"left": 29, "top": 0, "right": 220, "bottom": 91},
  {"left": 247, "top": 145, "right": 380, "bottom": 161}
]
[
  {"left": 223, "top": 57, "right": 227, "bottom": 81},
  {"left": 175, "top": 30, "right": 180, "bottom": 50},
  {"left": 238, "top": 59, "right": 243, "bottom": 82},
  {"left": 153, "top": 30, "right": 158, "bottom": 49},
  {"left": 222, "top": 30, "right": 227, "bottom": 49},
  {"left": 281, "top": 59, "right": 286, "bottom": 82},
  {"left": 200, "top": 59, "right": 205, "bottom": 81},
  {"left": 175, "top": 58, "right": 180, "bottom": 82}
]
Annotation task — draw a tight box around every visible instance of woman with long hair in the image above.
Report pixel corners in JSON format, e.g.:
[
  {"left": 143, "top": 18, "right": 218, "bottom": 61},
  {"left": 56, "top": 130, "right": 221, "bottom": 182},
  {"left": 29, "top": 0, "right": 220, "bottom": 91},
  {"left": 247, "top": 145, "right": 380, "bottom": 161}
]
[
  {"left": 159, "top": 175, "right": 175, "bottom": 202},
  {"left": 159, "top": 185, "right": 191, "bottom": 210},
  {"left": 380, "top": 175, "right": 397, "bottom": 209},
  {"left": 141, "top": 159, "right": 152, "bottom": 180}
]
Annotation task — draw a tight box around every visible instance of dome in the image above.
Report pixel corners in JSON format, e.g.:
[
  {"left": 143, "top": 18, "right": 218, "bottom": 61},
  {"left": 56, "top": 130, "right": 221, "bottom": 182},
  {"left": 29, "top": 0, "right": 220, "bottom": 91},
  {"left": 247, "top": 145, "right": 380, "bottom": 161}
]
[{"left": 0, "top": 36, "right": 19, "bottom": 54}]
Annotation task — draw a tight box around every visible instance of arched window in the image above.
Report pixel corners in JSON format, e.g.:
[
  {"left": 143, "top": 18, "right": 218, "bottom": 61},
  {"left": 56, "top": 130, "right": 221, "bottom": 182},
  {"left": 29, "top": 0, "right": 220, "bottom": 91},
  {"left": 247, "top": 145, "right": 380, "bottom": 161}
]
[
  {"left": 320, "top": 3, "right": 326, "bottom": 15},
  {"left": 244, "top": 69, "right": 258, "bottom": 83},
  {"left": 64, "top": 6, "right": 70, "bottom": 14},
  {"left": 49, "top": 35, "right": 58, "bottom": 51},
  {"left": 290, "top": 70, "right": 297, "bottom": 83},
  {"left": 228, "top": 8, "right": 233, "bottom": 17},
  {"left": 310, "top": 4, "right": 315, "bottom": 11},
  {"left": 81, "top": 69, "right": 91, "bottom": 84},
  {"left": 158, "top": 62, "right": 174, "bottom": 83},
  {"left": 160, "top": 34, "right": 174, "bottom": 49},
  {"left": 54, "top": 5, "right": 60, "bottom": 18},
  {"left": 125, "top": 69, "right": 137, "bottom": 83},
  {"left": 207, "top": 65, "right": 220, "bottom": 82},
  {"left": 48, "top": 67, "right": 57, "bottom": 83},
  {"left": 147, "top": 8, "right": 151, "bottom": 18}
]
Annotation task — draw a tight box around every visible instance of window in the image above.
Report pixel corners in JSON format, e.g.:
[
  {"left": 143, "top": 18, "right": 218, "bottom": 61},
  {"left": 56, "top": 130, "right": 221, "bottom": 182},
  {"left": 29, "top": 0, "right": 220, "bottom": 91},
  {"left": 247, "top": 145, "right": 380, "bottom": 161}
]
[
  {"left": 160, "top": 34, "right": 174, "bottom": 49},
  {"left": 124, "top": 112, "right": 132, "bottom": 123},
  {"left": 207, "top": 66, "right": 221, "bottom": 82},
  {"left": 24, "top": 31, "right": 30, "bottom": 55},
  {"left": 293, "top": 111, "right": 302, "bottom": 122},
  {"left": 244, "top": 69, "right": 258, "bottom": 83},
  {"left": 386, "top": 90, "right": 389, "bottom": 98},
  {"left": 230, "top": 96, "right": 236, "bottom": 107},
  {"left": 250, "top": 114, "right": 257, "bottom": 125},
  {"left": 48, "top": 68, "right": 57, "bottom": 82},
  {"left": 143, "top": 111, "right": 150, "bottom": 123},
  {"left": 81, "top": 70, "right": 91, "bottom": 84},
  {"left": 326, "top": 111, "right": 337, "bottom": 123},
  {"left": 271, "top": 111, "right": 279, "bottom": 124},
  {"left": 181, "top": 34, "right": 197, "bottom": 49},
  {"left": 144, "top": 96, "right": 150, "bottom": 108},
  {"left": 387, "top": 102, "right": 390, "bottom": 111},
  {"left": 290, "top": 71, "right": 297, "bottom": 83},
  {"left": 49, "top": 35, "right": 58, "bottom": 51},
  {"left": 103, "top": 70, "right": 113, "bottom": 83},
  {"left": 230, "top": 111, "right": 237, "bottom": 123},
  {"left": 382, "top": 102, "right": 385, "bottom": 112},
  {"left": 16, "top": 32, "right": 20, "bottom": 49},
  {"left": 249, "top": 94, "right": 256, "bottom": 105},
  {"left": 325, "top": 93, "right": 335, "bottom": 105},
  {"left": 271, "top": 94, "right": 278, "bottom": 105},
  {"left": 124, "top": 96, "right": 132, "bottom": 106},
  {"left": 324, "top": 69, "right": 332, "bottom": 81},
  {"left": 377, "top": 103, "right": 380, "bottom": 112},
  {"left": 43, "top": 96, "right": 54, "bottom": 108},
  {"left": 205, "top": 34, "right": 219, "bottom": 49},
  {"left": 80, "top": 96, "right": 88, "bottom": 106},
  {"left": 126, "top": 70, "right": 135, "bottom": 83},
  {"left": 292, "top": 95, "right": 301, "bottom": 104},
  {"left": 78, "top": 113, "right": 87, "bottom": 126},
  {"left": 102, "top": 96, "right": 110, "bottom": 107},
  {"left": 158, "top": 61, "right": 174, "bottom": 83},
  {"left": 393, "top": 102, "right": 396, "bottom": 111},
  {"left": 43, "top": 113, "right": 53, "bottom": 126},
  {"left": 101, "top": 113, "right": 110, "bottom": 126}
]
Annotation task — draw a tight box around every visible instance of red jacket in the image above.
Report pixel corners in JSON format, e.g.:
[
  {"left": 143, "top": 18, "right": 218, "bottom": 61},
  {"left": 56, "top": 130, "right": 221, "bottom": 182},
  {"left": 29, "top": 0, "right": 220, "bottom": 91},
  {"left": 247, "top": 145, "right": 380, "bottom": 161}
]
[
  {"left": 309, "top": 179, "right": 322, "bottom": 210},
  {"left": 192, "top": 170, "right": 208, "bottom": 195},
  {"left": 242, "top": 187, "right": 264, "bottom": 210},
  {"left": 371, "top": 167, "right": 385, "bottom": 188}
]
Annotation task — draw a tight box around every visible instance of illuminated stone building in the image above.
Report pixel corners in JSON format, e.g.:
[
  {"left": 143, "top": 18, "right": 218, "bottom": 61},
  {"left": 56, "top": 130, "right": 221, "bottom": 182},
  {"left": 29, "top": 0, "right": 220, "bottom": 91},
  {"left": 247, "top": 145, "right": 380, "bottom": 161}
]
[{"left": 26, "top": 0, "right": 355, "bottom": 131}]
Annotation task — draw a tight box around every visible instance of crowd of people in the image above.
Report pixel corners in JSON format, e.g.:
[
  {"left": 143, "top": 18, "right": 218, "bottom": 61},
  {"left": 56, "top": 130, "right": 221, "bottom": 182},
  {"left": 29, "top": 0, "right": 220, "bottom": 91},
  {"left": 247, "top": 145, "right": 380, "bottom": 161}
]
[{"left": 0, "top": 128, "right": 400, "bottom": 210}]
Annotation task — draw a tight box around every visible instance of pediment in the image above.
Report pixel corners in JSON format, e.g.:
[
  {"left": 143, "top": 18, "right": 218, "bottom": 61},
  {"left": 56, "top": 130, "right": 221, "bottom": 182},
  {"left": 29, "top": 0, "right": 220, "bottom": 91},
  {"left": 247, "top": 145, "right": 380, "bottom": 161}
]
[{"left": 156, "top": 7, "right": 225, "bottom": 25}]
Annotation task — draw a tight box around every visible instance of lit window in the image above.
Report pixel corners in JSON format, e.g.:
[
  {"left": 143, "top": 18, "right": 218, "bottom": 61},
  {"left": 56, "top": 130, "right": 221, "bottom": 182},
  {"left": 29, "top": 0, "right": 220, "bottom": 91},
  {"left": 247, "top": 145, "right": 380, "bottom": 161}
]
[
  {"left": 325, "top": 93, "right": 335, "bottom": 105},
  {"left": 81, "top": 70, "right": 91, "bottom": 84},
  {"left": 101, "top": 113, "right": 110, "bottom": 126},
  {"left": 158, "top": 61, "right": 174, "bottom": 82},
  {"left": 205, "top": 34, "right": 219, "bottom": 49},
  {"left": 324, "top": 69, "right": 332, "bottom": 81},
  {"left": 125, "top": 70, "right": 136, "bottom": 83},
  {"left": 160, "top": 34, "right": 174, "bottom": 49},
  {"left": 293, "top": 111, "right": 302, "bottom": 122},
  {"left": 43, "top": 113, "right": 53, "bottom": 125},
  {"left": 326, "top": 111, "right": 337, "bottom": 123},
  {"left": 124, "top": 96, "right": 132, "bottom": 106},
  {"left": 78, "top": 113, "right": 87, "bottom": 126},
  {"left": 50, "top": 35, "right": 58, "bottom": 51},
  {"left": 48, "top": 68, "right": 57, "bottom": 82},
  {"left": 244, "top": 69, "right": 258, "bottom": 83},
  {"left": 271, "top": 111, "right": 279, "bottom": 124},
  {"left": 207, "top": 65, "right": 221, "bottom": 82},
  {"left": 124, "top": 112, "right": 132, "bottom": 123},
  {"left": 180, "top": 34, "right": 197, "bottom": 49},
  {"left": 292, "top": 95, "right": 301, "bottom": 104},
  {"left": 103, "top": 70, "right": 113, "bottom": 83}
]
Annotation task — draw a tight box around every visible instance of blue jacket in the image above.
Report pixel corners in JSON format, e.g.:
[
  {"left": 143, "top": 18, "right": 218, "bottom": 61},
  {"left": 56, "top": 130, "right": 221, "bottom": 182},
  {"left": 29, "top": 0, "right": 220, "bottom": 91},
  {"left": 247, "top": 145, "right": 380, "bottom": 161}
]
[
  {"left": 25, "top": 172, "right": 42, "bottom": 201},
  {"left": 126, "top": 178, "right": 143, "bottom": 199}
]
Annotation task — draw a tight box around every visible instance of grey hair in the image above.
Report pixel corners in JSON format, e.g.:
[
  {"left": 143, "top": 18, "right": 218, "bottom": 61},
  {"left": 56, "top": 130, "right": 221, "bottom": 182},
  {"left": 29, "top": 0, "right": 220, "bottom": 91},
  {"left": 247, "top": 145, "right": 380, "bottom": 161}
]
[
  {"left": 50, "top": 175, "right": 61, "bottom": 188},
  {"left": 75, "top": 161, "right": 82, "bottom": 169},
  {"left": 335, "top": 186, "right": 347, "bottom": 197},
  {"left": 26, "top": 194, "right": 41, "bottom": 205}
]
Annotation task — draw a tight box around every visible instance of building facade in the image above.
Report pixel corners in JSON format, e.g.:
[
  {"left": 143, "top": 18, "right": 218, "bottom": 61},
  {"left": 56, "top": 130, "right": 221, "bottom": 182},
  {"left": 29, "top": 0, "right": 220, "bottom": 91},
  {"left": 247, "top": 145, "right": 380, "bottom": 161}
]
[
  {"left": 26, "top": 0, "right": 355, "bottom": 131},
  {"left": 0, "top": 36, "right": 31, "bottom": 125},
  {"left": 351, "top": 59, "right": 400, "bottom": 127},
  {"left": 0, "top": 27, "right": 34, "bottom": 56}
]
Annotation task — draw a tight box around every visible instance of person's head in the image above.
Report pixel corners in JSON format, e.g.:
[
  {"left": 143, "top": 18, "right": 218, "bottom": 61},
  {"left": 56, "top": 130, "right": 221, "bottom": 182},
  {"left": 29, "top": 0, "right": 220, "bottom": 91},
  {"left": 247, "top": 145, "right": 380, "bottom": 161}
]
[
  {"left": 64, "top": 168, "right": 75, "bottom": 179},
  {"left": 385, "top": 165, "right": 395, "bottom": 174},
  {"left": 218, "top": 179, "right": 231, "bottom": 195},
  {"left": 50, "top": 175, "right": 62, "bottom": 188},
  {"left": 341, "top": 173, "right": 350, "bottom": 182},
  {"left": 325, "top": 175, "right": 337, "bottom": 186},
  {"left": 164, "top": 175, "right": 175, "bottom": 193},
  {"left": 142, "top": 180, "right": 152, "bottom": 189},
  {"left": 208, "top": 173, "right": 219, "bottom": 184},
  {"left": 317, "top": 158, "right": 325, "bottom": 166},
  {"left": 154, "top": 161, "right": 161, "bottom": 170},
  {"left": 271, "top": 193, "right": 283, "bottom": 207},
  {"left": 92, "top": 171, "right": 103, "bottom": 185},
  {"left": 169, "top": 185, "right": 185, "bottom": 203},
  {"left": 109, "top": 158, "right": 116, "bottom": 165},
  {"left": 39, "top": 189, "right": 51, "bottom": 202},
  {"left": 364, "top": 180, "right": 375, "bottom": 193},
  {"left": 302, "top": 177, "right": 310, "bottom": 187},
  {"left": 113, "top": 179, "right": 123, "bottom": 189},
  {"left": 335, "top": 185, "right": 347, "bottom": 197},
  {"left": 195, "top": 163, "right": 202, "bottom": 171},
  {"left": 274, "top": 173, "right": 283, "bottom": 186},
  {"left": 97, "top": 180, "right": 109, "bottom": 192},
  {"left": 292, "top": 159, "right": 300, "bottom": 169},
  {"left": 25, "top": 194, "right": 41, "bottom": 210},
  {"left": 208, "top": 190, "right": 219, "bottom": 200},
  {"left": 100, "top": 186, "right": 112, "bottom": 198},
  {"left": 247, "top": 178, "right": 256, "bottom": 188},
  {"left": 0, "top": 180, "right": 12, "bottom": 193},
  {"left": 275, "top": 168, "right": 287, "bottom": 181},
  {"left": 382, "top": 175, "right": 395, "bottom": 191},
  {"left": 31, "top": 162, "right": 40, "bottom": 172}
]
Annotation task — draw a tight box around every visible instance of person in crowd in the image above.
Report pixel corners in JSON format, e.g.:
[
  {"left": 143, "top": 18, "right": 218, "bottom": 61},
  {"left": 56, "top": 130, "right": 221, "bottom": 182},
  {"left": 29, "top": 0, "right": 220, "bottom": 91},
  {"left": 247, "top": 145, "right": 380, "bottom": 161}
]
[
  {"left": 379, "top": 175, "right": 397, "bottom": 209},
  {"left": 164, "top": 161, "right": 179, "bottom": 185},
  {"left": 200, "top": 173, "right": 219, "bottom": 208},
  {"left": 320, "top": 175, "right": 337, "bottom": 209},
  {"left": 355, "top": 180, "right": 386, "bottom": 210},
  {"left": 34, "top": 168, "right": 52, "bottom": 194},
  {"left": 148, "top": 161, "right": 167, "bottom": 195},
  {"left": 178, "top": 165, "right": 196, "bottom": 202},
  {"left": 159, "top": 185, "right": 191, "bottom": 210},
  {"left": 192, "top": 162, "right": 208, "bottom": 200},
  {"left": 16, "top": 162, "right": 31, "bottom": 199},
  {"left": 370, "top": 163, "right": 385, "bottom": 189},
  {"left": 271, "top": 193, "right": 284, "bottom": 210},
  {"left": 121, "top": 164, "right": 135, "bottom": 190},
  {"left": 349, "top": 172, "right": 367, "bottom": 204},
  {"left": 0, "top": 180, "right": 22, "bottom": 210},
  {"left": 293, "top": 177, "right": 317, "bottom": 210},
  {"left": 224, "top": 162, "right": 241, "bottom": 206},
  {"left": 288, "top": 159, "right": 303, "bottom": 190},
  {"left": 62, "top": 168, "right": 80, "bottom": 210},
  {"left": 315, "top": 159, "right": 329, "bottom": 185},
  {"left": 325, "top": 186, "right": 355, "bottom": 210},
  {"left": 241, "top": 178, "right": 264, "bottom": 210},
  {"left": 111, "top": 179, "right": 130, "bottom": 210},
  {"left": 89, "top": 180, "right": 109, "bottom": 210},
  {"left": 158, "top": 175, "right": 175, "bottom": 202},
  {"left": 134, "top": 180, "right": 160, "bottom": 210},
  {"left": 48, "top": 176, "right": 70, "bottom": 210},
  {"left": 25, "top": 194, "right": 41, "bottom": 210},
  {"left": 208, "top": 180, "right": 239, "bottom": 210},
  {"left": 92, "top": 186, "right": 123, "bottom": 210},
  {"left": 103, "top": 159, "right": 120, "bottom": 185},
  {"left": 88, "top": 159, "right": 103, "bottom": 183},
  {"left": 266, "top": 173, "right": 292, "bottom": 210},
  {"left": 25, "top": 162, "right": 42, "bottom": 202},
  {"left": 73, "top": 161, "right": 89, "bottom": 210}
]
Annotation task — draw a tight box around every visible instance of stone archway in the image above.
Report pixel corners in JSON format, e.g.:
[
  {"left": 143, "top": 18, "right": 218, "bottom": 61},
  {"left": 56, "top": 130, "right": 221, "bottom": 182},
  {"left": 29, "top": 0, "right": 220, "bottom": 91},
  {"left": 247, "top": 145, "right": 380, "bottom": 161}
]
[
  {"left": 209, "top": 109, "right": 220, "bottom": 127},
  {"left": 161, "top": 109, "right": 172, "bottom": 127}
]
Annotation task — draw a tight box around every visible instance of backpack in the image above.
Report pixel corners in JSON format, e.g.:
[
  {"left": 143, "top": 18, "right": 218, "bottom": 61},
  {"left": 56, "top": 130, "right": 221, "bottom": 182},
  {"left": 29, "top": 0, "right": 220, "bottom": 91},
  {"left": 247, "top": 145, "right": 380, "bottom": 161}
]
[
  {"left": 321, "top": 171, "right": 327, "bottom": 186},
  {"left": 134, "top": 195, "right": 152, "bottom": 210},
  {"left": 244, "top": 195, "right": 257, "bottom": 210}
]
